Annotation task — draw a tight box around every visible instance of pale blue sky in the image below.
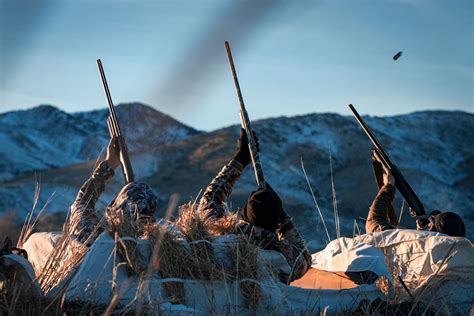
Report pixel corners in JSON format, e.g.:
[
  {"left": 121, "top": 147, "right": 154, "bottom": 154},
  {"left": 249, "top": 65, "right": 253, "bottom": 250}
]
[{"left": 0, "top": 0, "right": 472, "bottom": 130}]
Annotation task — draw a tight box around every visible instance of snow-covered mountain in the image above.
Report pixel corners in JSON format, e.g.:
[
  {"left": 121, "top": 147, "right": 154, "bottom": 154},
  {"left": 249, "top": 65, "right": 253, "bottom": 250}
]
[
  {"left": 0, "top": 103, "right": 199, "bottom": 182},
  {"left": 0, "top": 105, "right": 472, "bottom": 244}
]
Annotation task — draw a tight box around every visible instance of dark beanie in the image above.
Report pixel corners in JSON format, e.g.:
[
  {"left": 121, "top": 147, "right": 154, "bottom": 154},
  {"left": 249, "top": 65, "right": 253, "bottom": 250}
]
[
  {"left": 241, "top": 186, "right": 283, "bottom": 231},
  {"left": 434, "top": 212, "right": 466, "bottom": 237}
]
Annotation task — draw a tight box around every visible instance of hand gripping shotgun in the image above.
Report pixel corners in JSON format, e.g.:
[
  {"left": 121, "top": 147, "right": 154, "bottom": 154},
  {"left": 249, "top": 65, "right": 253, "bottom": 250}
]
[
  {"left": 224, "top": 41, "right": 266, "bottom": 190},
  {"left": 97, "top": 59, "right": 135, "bottom": 184},
  {"left": 348, "top": 104, "right": 425, "bottom": 217}
]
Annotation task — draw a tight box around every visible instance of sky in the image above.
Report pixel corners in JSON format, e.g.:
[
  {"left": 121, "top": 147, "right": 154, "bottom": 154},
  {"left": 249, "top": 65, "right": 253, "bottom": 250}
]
[{"left": 0, "top": 0, "right": 472, "bottom": 131}]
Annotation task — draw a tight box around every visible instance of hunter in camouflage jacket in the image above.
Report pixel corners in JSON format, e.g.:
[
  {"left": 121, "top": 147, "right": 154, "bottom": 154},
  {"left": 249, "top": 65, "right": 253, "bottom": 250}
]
[
  {"left": 198, "top": 159, "right": 311, "bottom": 283},
  {"left": 69, "top": 161, "right": 115, "bottom": 245}
]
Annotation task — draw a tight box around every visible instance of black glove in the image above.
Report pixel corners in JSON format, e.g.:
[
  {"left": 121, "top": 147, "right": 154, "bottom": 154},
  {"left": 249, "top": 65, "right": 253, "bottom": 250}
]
[{"left": 233, "top": 128, "right": 260, "bottom": 167}]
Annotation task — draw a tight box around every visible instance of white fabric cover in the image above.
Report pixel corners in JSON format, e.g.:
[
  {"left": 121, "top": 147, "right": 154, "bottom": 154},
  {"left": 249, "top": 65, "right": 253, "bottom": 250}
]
[
  {"left": 312, "top": 229, "right": 474, "bottom": 313},
  {"left": 57, "top": 232, "right": 383, "bottom": 314},
  {"left": 28, "top": 229, "right": 474, "bottom": 314},
  {"left": 62, "top": 232, "right": 289, "bottom": 314},
  {"left": 23, "top": 231, "right": 83, "bottom": 278}
]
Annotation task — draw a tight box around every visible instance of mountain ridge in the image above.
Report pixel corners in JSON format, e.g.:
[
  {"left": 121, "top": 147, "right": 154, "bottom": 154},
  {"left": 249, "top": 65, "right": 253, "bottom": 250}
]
[
  {"left": 0, "top": 102, "right": 200, "bottom": 182},
  {"left": 0, "top": 105, "right": 472, "bottom": 244}
]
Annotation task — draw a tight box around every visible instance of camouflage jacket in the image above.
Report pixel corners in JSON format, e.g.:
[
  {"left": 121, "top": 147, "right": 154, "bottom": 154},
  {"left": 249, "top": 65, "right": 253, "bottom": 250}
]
[
  {"left": 69, "top": 161, "right": 115, "bottom": 245},
  {"left": 199, "top": 159, "right": 311, "bottom": 283}
]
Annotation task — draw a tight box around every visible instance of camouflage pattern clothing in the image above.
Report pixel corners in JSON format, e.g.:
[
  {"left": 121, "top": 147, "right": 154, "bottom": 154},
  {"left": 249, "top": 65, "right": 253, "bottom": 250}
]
[
  {"left": 199, "top": 159, "right": 311, "bottom": 283},
  {"left": 69, "top": 161, "right": 114, "bottom": 245},
  {"left": 105, "top": 182, "right": 158, "bottom": 223},
  {"left": 365, "top": 184, "right": 399, "bottom": 234},
  {"left": 70, "top": 161, "right": 159, "bottom": 246}
]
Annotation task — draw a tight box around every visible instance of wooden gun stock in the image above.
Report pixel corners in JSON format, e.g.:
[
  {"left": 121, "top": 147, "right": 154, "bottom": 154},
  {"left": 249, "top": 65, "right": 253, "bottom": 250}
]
[
  {"left": 224, "top": 41, "right": 266, "bottom": 190},
  {"left": 348, "top": 104, "right": 425, "bottom": 217},
  {"left": 97, "top": 59, "right": 135, "bottom": 184}
]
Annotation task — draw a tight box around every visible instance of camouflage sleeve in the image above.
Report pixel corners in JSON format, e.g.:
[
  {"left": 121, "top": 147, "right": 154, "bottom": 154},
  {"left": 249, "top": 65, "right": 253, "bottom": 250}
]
[
  {"left": 365, "top": 184, "right": 397, "bottom": 233},
  {"left": 233, "top": 219, "right": 310, "bottom": 283},
  {"left": 69, "top": 161, "right": 114, "bottom": 245},
  {"left": 198, "top": 159, "right": 244, "bottom": 218},
  {"left": 277, "top": 215, "right": 312, "bottom": 282}
]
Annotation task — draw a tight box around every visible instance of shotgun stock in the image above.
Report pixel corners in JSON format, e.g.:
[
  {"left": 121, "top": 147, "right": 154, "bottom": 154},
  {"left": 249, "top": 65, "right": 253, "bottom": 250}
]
[
  {"left": 97, "top": 59, "right": 135, "bottom": 184},
  {"left": 348, "top": 104, "right": 425, "bottom": 217}
]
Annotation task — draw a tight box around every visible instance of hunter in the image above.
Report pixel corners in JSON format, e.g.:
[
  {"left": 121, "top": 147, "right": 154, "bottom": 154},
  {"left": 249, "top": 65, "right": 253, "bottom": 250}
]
[
  {"left": 366, "top": 155, "right": 466, "bottom": 237},
  {"left": 69, "top": 136, "right": 158, "bottom": 245},
  {"left": 198, "top": 129, "right": 311, "bottom": 283}
]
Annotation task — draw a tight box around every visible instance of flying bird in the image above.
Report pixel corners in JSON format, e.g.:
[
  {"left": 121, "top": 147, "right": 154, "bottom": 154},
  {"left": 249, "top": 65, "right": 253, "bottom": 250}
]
[{"left": 393, "top": 51, "right": 402, "bottom": 61}]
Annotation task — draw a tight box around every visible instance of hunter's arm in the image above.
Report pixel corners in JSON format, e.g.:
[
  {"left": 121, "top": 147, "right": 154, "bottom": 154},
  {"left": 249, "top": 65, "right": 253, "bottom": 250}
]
[
  {"left": 198, "top": 159, "right": 244, "bottom": 218},
  {"left": 277, "top": 214, "right": 312, "bottom": 282},
  {"left": 366, "top": 184, "right": 397, "bottom": 233},
  {"left": 69, "top": 161, "right": 115, "bottom": 245}
]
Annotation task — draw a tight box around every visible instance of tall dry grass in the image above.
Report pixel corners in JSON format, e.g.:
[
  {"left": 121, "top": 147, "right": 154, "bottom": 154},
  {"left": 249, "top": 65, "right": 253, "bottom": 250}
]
[{"left": 300, "top": 157, "right": 331, "bottom": 244}]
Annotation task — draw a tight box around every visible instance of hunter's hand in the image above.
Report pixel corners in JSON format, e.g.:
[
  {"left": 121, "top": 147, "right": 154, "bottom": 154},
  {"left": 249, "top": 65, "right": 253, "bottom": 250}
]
[
  {"left": 371, "top": 150, "right": 378, "bottom": 162},
  {"left": 105, "top": 137, "right": 120, "bottom": 170},
  {"left": 233, "top": 128, "right": 260, "bottom": 167},
  {"left": 383, "top": 169, "right": 395, "bottom": 186}
]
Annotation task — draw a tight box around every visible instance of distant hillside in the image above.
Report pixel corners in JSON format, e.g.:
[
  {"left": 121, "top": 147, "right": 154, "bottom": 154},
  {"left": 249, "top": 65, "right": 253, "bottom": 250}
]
[
  {"left": 0, "top": 103, "right": 199, "bottom": 182},
  {"left": 0, "top": 106, "right": 472, "bottom": 245}
]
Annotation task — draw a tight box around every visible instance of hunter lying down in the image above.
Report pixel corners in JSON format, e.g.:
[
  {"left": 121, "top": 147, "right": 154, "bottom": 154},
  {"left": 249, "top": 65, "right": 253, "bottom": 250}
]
[
  {"left": 197, "top": 128, "right": 311, "bottom": 283},
  {"left": 7, "top": 131, "right": 310, "bottom": 297}
]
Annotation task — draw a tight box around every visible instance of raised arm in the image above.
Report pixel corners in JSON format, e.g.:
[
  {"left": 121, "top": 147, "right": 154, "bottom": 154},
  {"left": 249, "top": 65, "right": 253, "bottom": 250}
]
[
  {"left": 69, "top": 138, "right": 120, "bottom": 245},
  {"left": 366, "top": 169, "right": 398, "bottom": 233},
  {"left": 198, "top": 129, "right": 256, "bottom": 218}
]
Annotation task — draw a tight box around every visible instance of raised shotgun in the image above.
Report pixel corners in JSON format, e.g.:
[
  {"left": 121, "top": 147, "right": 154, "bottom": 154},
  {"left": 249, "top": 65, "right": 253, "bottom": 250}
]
[
  {"left": 224, "top": 41, "right": 265, "bottom": 189},
  {"left": 348, "top": 104, "right": 425, "bottom": 217},
  {"left": 97, "top": 59, "right": 135, "bottom": 184}
]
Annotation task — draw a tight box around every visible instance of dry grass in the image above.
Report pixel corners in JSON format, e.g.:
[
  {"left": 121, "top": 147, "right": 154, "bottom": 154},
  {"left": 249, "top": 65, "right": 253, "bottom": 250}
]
[
  {"left": 17, "top": 175, "right": 58, "bottom": 249},
  {"left": 229, "top": 235, "right": 262, "bottom": 310},
  {"left": 144, "top": 222, "right": 189, "bottom": 304},
  {"left": 140, "top": 201, "right": 262, "bottom": 308},
  {"left": 104, "top": 206, "right": 148, "bottom": 275},
  {"left": 37, "top": 212, "right": 88, "bottom": 293},
  {"left": 301, "top": 157, "right": 331, "bottom": 244}
]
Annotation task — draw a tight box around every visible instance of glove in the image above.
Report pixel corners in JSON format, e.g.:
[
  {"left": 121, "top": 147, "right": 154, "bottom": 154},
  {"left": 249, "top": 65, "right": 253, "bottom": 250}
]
[{"left": 233, "top": 128, "right": 260, "bottom": 167}]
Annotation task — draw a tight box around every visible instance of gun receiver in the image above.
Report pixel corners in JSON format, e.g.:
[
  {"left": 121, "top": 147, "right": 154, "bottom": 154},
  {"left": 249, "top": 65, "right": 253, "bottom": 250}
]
[
  {"left": 348, "top": 104, "right": 425, "bottom": 217},
  {"left": 97, "top": 59, "right": 135, "bottom": 184},
  {"left": 224, "top": 41, "right": 266, "bottom": 190}
]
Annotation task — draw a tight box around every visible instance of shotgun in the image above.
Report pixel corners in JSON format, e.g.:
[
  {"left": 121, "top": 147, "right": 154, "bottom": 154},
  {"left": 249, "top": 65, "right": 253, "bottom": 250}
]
[
  {"left": 97, "top": 59, "right": 135, "bottom": 184},
  {"left": 224, "top": 41, "right": 265, "bottom": 189},
  {"left": 348, "top": 104, "right": 425, "bottom": 217}
]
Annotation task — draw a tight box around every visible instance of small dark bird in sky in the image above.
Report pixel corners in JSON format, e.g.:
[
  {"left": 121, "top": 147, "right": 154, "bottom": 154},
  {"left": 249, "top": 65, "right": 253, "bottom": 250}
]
[{"left": 393, "top": 51, "right": 402, "bottom": 61}]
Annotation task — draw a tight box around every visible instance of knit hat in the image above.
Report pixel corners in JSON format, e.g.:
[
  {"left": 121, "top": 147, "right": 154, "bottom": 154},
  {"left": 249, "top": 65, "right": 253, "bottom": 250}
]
[
  {"left": 241, "top": 185, "right": 283, "bottom": 231},
  {"left": 433, "top": 212, "right": 466, "bottom": 237},
  {"left": 417, "top": 210, "right": 465, "bottom": 237}
]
